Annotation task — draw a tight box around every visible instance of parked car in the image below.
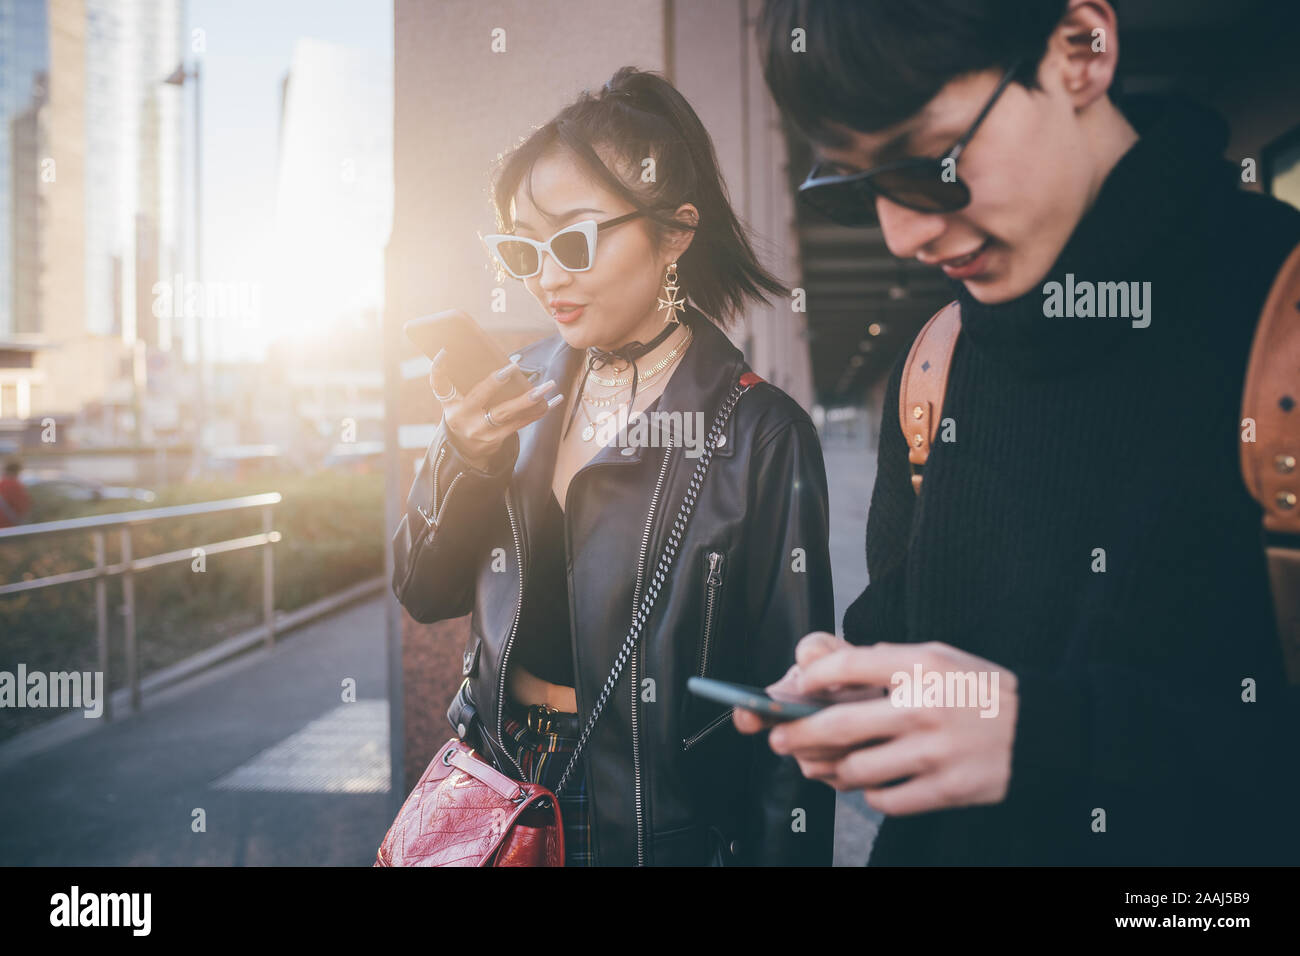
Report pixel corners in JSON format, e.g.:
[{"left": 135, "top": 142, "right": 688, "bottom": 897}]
[
  {"left": 191, "top": 445, "right": 285, "bottom": 482},
  {"left": 21, "top": 470, "right": 157, "bottom": 505},
  {"left": 322, "top": 441, "right": 383, "bottom": 473}
]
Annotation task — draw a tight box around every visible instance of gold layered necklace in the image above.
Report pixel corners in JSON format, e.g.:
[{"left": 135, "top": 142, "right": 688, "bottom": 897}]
[
  {"left": 589, "top": 326, "right": 693, "bottom": 387},
  {"left": 583, "top": 389, "right": 631, "bottom": 409},
  {"left": 578, "top": 326, "right": 693, "bottom": 442}
]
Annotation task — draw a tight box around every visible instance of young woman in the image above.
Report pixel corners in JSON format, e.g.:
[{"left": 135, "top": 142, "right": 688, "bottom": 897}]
[{"left": 391, "top": 66, "right": 835, "bottom": 866}]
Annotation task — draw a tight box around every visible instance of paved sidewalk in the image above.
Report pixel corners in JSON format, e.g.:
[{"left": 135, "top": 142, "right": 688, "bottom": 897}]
[
  {"left": 822, "top": 430, "right": 886, "bottom": 866},
  {"left": 0, "top": 598, "right": 392, "bottom": 866}
]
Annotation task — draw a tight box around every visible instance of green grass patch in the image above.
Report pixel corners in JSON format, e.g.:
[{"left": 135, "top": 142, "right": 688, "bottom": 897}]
[{"left": 0, "top": 470, "right": 384, "bottom": 740}]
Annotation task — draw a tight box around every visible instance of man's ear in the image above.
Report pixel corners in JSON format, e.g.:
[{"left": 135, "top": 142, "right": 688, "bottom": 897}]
[{"left": 1045, "top": 0, "right": 1120, "bottom": 110}]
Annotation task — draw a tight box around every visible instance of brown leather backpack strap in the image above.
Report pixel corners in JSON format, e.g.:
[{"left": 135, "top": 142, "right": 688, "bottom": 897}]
[
  {"left": 1240, "top": 242, "right": 1300, "bottom": 683},
  {"left": 899, "top": 301, "right": 962, "bottom": 494}
]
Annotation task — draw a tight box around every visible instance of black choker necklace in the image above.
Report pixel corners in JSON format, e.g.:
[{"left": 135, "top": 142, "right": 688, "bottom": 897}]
[{"left": 564, "top": 320, "right": 681, "bottom": 439}]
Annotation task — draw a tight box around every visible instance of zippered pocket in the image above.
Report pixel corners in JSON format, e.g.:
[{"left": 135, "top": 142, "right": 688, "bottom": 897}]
[
  {"left": 697, "top": 551, "right": 724, "bottom": 677},
  {"left": 683, "top": 551, "right": 731, "bottom": 751},
  {"left": 682, "top": 706, "right": 735, "bottom": 751}
]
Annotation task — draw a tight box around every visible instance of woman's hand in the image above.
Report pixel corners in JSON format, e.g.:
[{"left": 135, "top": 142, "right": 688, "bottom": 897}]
[{"left": 429, "top": 349, "right": 562, "bottom": 470}]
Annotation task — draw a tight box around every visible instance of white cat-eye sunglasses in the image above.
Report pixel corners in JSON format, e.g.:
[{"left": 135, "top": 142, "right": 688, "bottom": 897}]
[{"left": 479, "top": 210, "right": 645, "bottom": 279}]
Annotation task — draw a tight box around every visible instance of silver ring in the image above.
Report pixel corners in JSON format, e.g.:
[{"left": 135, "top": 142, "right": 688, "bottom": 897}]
[
  {"left": 484, "top": 406, "right": 502, "bottom": 428},
  {"left": 432, "top": 380, "right": 458, "bottom": 402}
]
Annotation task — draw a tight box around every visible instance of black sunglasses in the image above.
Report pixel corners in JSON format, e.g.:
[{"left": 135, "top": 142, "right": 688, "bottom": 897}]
[{"left": 797, "top": 58, "right": 1025, "bottom": 227}]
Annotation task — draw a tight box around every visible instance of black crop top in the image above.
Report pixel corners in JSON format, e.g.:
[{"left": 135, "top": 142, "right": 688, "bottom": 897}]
[{"left": 511, "top": 492, "right": 574, "bottom": 686}]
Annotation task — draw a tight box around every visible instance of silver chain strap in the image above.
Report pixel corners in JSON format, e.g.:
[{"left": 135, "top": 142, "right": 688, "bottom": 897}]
[{"left": 553, "top": 378, "right": 749, "bottom": 796}]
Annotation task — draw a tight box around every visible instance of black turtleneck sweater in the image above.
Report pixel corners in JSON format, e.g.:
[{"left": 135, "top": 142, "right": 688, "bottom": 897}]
[{"left": 844, "top": 93, "right": 1300, "bottom": 865}]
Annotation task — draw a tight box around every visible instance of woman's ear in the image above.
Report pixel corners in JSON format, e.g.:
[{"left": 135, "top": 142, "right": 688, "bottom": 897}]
[{"left": 659, "top": 203, "right": 700, "bottom": 267}]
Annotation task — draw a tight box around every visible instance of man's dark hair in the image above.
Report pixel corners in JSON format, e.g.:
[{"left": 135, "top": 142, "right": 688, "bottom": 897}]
[
  {"left": 3, "top": 460, "right": 20, "bottom": 476},
  {"left": 490, "top": 66, "right": 787, "bottom": 328},
  {"left": 758, "top": 0, "right": 1072, "bottom": 147}
]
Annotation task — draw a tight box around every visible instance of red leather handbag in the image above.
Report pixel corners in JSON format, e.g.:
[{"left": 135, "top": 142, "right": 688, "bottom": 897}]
[{"left": 374, "top": 738, "right": 564, "bottom": 867}]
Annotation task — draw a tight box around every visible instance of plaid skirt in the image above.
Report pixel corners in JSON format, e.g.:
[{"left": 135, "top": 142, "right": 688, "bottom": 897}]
[{"left": 501, "top": 697, "right": 592, "bottom": 866}]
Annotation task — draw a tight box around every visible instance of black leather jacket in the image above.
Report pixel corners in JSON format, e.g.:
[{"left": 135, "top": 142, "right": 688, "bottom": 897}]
[{"left": 391, "top": 308, "right": 836, "bottom": 865}]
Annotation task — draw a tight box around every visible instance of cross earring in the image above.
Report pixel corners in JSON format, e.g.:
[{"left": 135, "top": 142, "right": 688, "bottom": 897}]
[{"left": 657, "top": 261, "right": 686, "bottom": 324}]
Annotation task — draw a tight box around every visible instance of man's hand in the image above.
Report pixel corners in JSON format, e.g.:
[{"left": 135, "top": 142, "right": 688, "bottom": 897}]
[{"left": 734, "top": 633, "right": 1020, "bottom": 816}]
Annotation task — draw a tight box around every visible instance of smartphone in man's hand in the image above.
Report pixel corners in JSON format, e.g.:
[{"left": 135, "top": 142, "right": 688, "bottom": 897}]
[{"left": 688, "top": 676, "right": 888, "bottom": 723}]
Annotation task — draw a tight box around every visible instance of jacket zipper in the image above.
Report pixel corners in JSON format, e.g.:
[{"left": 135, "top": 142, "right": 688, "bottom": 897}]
[
  {"left": 431, "top": 444, "right": 447, "bottom": 514},
  {"left": 698, "top": 551, "right": 724, "bottom": 676},
  {"left": 494, "top": 487, "right": 526, "bottom": 780},
  {"left": 629, "top": 446, "right": 673, "bottom": 867},
  {"left": 433, "top": 471, "right": 463, "bottom": 526},
  {"left": 682, "top": 707, "right": 735, "bottom": 750},
  {"left": 430, "top": 443, "right": 465, "bottom": 525},
  {"left": 682, "top": 552, "right": 727, "bottom": 751},
  {"left": 406, "top": 471, "right": 465, "bottom": 596},
  {"left": 400, "top": 445, "right": 450, "bottom": 597}
]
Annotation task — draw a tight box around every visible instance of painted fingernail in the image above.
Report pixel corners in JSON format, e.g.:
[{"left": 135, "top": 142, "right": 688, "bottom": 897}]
[
  {"left": 529, "top": 380, "right": 557, "bottom": 401},
  {"left": 494, "top": 362, "right": 516, "bottom": 381},
  {"left": 546, "top": 393, "right": 565, "bottom": 408}
]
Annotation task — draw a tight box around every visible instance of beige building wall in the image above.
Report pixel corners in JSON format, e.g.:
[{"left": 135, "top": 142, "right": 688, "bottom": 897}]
[
  {"left": 385, "top": 0, "right": 814, "bottom": 790},
  {"left": 673, "top": 0, "right": 814, "bottom": 406},
  {"left": 32, "top": 0, "right": 125, "bottom": 419},
  {"left": 38, "top": 0, "right": 89, "bottom": 415}
]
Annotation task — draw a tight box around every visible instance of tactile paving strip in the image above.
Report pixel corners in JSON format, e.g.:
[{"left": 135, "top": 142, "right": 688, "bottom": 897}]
[{"left": 212, "top": 701, "right": 390, "bottom": 793}]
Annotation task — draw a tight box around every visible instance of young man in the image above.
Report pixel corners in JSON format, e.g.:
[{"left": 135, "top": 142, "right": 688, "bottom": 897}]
[{"left": 738, "top": 0, "right": 1300, "bottom": 864}]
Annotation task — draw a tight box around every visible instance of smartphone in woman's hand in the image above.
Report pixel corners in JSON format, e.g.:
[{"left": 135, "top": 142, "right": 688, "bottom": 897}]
[{"left": 404, "top": 309, "right": 532, "bottom": 401}]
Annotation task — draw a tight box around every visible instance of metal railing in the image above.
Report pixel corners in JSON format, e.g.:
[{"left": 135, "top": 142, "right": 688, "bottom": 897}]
[{"left": 0, "top": 493, "right": 282, "bottom": 720}]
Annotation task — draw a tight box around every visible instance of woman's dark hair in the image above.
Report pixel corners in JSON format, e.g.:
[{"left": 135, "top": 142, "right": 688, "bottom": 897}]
[
  {"left": 490, "top": 66, "right": 787, "bottom": 328},
  {"left": 758, "top": 0, "right": 1075, "bottom": 147}
]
